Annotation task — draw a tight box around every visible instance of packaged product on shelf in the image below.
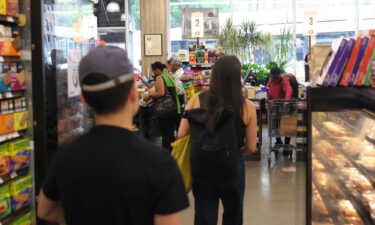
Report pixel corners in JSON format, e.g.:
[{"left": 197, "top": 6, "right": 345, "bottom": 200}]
[
  {"left": 348, "top": 174, "right": 373, "bottom": 191},
  {"left": 0, "top": 25, "right": 12, "bottom": 38},
  {"left": 0, "top": 185, "right": 11, "bottom": 219},
  {"left": 9, "top": 212, "right": 31, "bottom": 225},
  {"left": 0, "top": 35, "right": 21, "bottom": 57},
  {"left": 0, "top": 113, "right": 14, "bottom": 135},
  {"left": 0, "top": 143, "right": 10, "bottom": 176},
  {"left": 10, "top": 176, "right": 32, "bottom": 212},
  {"left": 313, "top": 172, "right": 345, "bottom": 199},
  {"left": 356, "top": 155, "right": 375, "bottom": 172},
  {"left": 14, "top": 111, "right": 28, "bottom": 131},
  {"left": 6, "top": 0, "right": 18, "bottom": 17},
  {"left": 9, "top": 139, "right": 31, "bottom": 172},
  {"left": 0, "top": 1, "right": 5, "bottom": 15},
  {"left": 1, "top": 98, "right": 14, "bottom": 114},
  {"left": 342, "top": 139, "right": 374, "bottom": 158},
  {"left": 338, "top": 200, "right": 363, "bottom": 225},
  {"left": 13, "top": 97, "right": 26, "bottom": 112},
  {"left": 9, "top": 63, "right": 25, "bottom": 91}
]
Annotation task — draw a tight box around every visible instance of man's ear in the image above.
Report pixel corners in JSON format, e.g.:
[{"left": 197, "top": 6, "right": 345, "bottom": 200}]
[{"left": 80, "top": 93, "right": 89, "bottom": 107}]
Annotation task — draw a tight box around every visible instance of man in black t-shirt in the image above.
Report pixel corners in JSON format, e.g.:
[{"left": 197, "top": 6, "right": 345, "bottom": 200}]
[{"left": 38, "top": 46, "right": 189, "bottom": 225}]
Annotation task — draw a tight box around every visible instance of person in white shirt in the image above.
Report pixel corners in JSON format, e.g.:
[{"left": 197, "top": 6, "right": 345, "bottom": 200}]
[{"left": 168, "top": 57, "right": 186, "bottom": 130}]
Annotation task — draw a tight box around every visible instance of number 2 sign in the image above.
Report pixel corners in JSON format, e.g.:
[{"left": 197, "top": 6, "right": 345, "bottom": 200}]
[{"left": 191, "top": 12, "right": 204, "bottom": 38}]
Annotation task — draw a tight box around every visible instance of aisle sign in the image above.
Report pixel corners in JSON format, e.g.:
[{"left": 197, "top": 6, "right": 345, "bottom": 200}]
[
  {"left": 304, "top": 11, "right": 317, "bottom": 36},
  {"left": 191, "top": 12, "right": 204, "bottom": 38},
  {"left": 67, "top": 49, "right": 81, "bottom": 98}
]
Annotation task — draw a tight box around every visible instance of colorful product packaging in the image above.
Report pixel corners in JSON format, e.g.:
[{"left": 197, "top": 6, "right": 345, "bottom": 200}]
[
  {"left": 0, "top": 113, "right": 14, "bottom": 135},
  {"left": 1, "top": 98, "right": 14, "bottom": 114},
  {"left": 0, "top": 184, "right": 11, "bottom": 219},
  {"left": 0, "top": 143, "right": 10, "bottom": 176},
  {"left": 6, "top": 0, "right": 18, "bottom": 17},
  {"left": 0, "top": 0, "right": 5, "bottom": 16},
  {"left": 9, "top": 212, "right": 32, "bottom": 225},
  {"left": 10, "top": 176, "right": 32, "bottom": 212},
  {"left": 14, "top": 97, "right": 26, "bottom": 112},
  {"left": 9, "top": 139, "right": 31, "bottom": 172},
  {"left": 0, "top": 25, "right": 12, "bottom": 38},
  {"left": 14, "top": 111, "right": 28, "bottom": 131}
]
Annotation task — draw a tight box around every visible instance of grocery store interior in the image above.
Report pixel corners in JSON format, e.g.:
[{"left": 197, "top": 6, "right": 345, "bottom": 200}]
[{"left": 0, "top": 0, "right": 374, "bottom": 224}]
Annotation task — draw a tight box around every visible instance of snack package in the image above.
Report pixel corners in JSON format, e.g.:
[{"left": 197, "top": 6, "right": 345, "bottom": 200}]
[
  {"left": 0, "top": 0, "right": 5, "bottom": 16},
  {"left": 0, "top": 25, "right": 12, "bottom": 38},
  {"left": 10, "top": 176, "right": 32, "bottom": 212},
  {"left": 0, "top": 143, "right": 10, "bottom": 176},
  {"left": 0, "top": 113, "right": 15, "bottom": 135},
  {"left": 9, "top": 212, "right": 32, "bottom": 225},
  {"left": 14, "top": 97, "right": 26, "bottom": 112},
  {"left": 0, "top": 37, "right": 21, "bottom": 57},
  {"left": 0, "top": 185, "right": 11, "bottom": 219},
  {"left": 14, "top": 111, "right": 28, "bottom": 131},
  {"left": 1, "top": 98, "right": 14, "bottom": 114},
  {"left": 6, "top": 0, "right": 18, "bottom": 17},
  {"left": 0, "top": 72, "right": 11, "bottom": 92},
  {"left": 9, "top": 139, "right": 31, "bottom": 172}
]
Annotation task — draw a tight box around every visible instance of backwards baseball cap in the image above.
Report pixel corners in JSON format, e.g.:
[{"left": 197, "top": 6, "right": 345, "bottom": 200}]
[
  {"left": 79, "top": 46, "right": 134, "bottom": 92},
  {"left": 169, "top": 56, "right": 181, "bottom": 65}
]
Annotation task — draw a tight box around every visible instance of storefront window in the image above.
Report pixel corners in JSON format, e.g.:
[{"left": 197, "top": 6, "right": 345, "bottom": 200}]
[{"left": 168, "top": 0, "right": 374, "bottom": 81}]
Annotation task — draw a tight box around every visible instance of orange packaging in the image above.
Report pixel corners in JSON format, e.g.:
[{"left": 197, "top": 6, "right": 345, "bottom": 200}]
[
  {"left": 0, "top": 114, "right": 14, "bottom": 135},
  {"left": 5, "top": 0, "right": 17, "bottom": 17},
  {"left": 14, "top": 111, "right": 27, "bottom": 131},
  {"left": 0, "top": 38, "right": 21, "bottom": 57},
  {"left": 370, "top": 30, "right": 375, "bottom": 37}
]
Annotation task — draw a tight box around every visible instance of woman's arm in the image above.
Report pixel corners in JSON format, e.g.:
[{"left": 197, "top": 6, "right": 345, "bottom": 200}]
[
  {"left": 176, "top": 95, "right": 199, "bottom": 139},
  {"left": 243, "top": 100, "right": 257, "bottom": 153},
  {"left": 151, "top": 76, "right": 165, "bottom": 99}
]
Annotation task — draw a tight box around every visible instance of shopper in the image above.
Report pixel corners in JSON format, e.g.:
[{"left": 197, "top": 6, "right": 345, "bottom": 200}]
[
  {"left": 144, "top": 62, "right": 180, "bottom": 151},
  {"left": 267, "top": 66, "right": 293, "bottom": 152},
  {"left": 177, "top": 56, "right": 258, "bottom": 225},
  {"left": 38, "top": 46, "right": 189, "bottom": 225}
]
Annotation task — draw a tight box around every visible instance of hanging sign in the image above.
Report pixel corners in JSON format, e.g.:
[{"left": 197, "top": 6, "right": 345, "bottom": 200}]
[
  {"left": 304, "top": 11, "right": 318, "bottom": 36},
  {"left": 191, "top": 12, "right": 204, "bottom": 38}
]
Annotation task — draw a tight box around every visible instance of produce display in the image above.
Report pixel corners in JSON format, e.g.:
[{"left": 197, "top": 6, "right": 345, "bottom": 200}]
[{"left": 312, "top": 111, "right": 375, "bottom": 224}]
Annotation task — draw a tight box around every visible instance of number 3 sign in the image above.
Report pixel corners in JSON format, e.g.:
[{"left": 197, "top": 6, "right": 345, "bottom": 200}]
[
  {"left": 304, "top": 11, "right": 318, "bottom": 36},
  {"left": 191, "top": 12, "right": 204, "bottom": 38}
]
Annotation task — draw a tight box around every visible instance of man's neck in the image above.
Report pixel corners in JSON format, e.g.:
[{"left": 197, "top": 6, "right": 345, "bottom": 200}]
[{"left": 95, "top": 111, "right": 134, "bottom": 130}]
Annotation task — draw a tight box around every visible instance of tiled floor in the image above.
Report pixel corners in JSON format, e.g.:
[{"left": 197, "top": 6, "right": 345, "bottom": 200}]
[{"left": 180, "top": 129, "right": 307, "bottom": 225}]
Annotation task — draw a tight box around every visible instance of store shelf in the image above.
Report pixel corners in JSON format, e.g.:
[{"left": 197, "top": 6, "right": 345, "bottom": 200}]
[
  {"left": 0, "top": 167, "right": 29, "bottom": 187},
  {"left": 189, "top": 63, "right": 213, "bottom": 69},
  {"left": 314, "top": 151, "right": 375, "bottom": 225},
  {"left": 0, "top": 15, "right": 18, "bottom": 26},
  {"left": 0, "top": 92, "right": 25, "bottom": 100},
  {"left": 0, "top": 56, "right": 22, "bottom": 63},
  {"left": 0, "top": 132, "right": 22, "bottom": 144},
  {"left": 0, "top": 205, "right": 31, "bottom": 225},
  {"left": 309, "top": 87, "right": 375, "bottom": 112}
]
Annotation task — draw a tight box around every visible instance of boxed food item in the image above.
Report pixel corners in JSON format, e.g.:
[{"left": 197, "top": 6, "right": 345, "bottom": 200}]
[
  {"left": 0, "top": 0, "right": 5, "bottom": 16},
  {"left": 1, "top": 98, "right": 14, "bottom": 114},
  {"left": 0, "top": 185, "right": 11, "bottom": 219},
  {"left": 9, "top": 139, "right": 31, "bottom": 172},
  {"left": 9, "top": 212, "right": 31, "bottom": 225},
  {"left": 0, "top": 25, "right": 12, "bottom": 38},
  {"left": 6, "top": 0, "right": 18, "bottom": 17},
  {"left": 0, "top": 37, "right": 21, "bottom": 56},
  {"left": 10, "top": 176, "right": 32, "bottom": 212},
  {"left": 14, "top": 111, "right": 28, "bottom": 131},
  {"left": 0, "top": 71, "right": 11, "bottom": 93},
  {"left": 14, "top": 97, "right": 26, "bottom": 112},
  {"left": 10, "top": 63, "right": 25, "bottom": 91},
  {"left": 0, "top": 113, "right": 14, "bottom": 135},
  {"left": 0, "top": 143, "right": 10, "bottom": 176}
]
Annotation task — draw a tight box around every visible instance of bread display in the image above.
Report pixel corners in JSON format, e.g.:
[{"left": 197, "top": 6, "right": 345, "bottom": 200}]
[
  {"left": 338, "top": 200, "right": 364, "bottom": 225},
  {"left": 313, "top": 160, "right": 326, "bottom": 172},
  {"left": 356, "top": 156, "right": 375, "bottom": 172},
  {"left": 312, "top": 125, "right": 321, "bottom": 139},
  {"left": 343, "top": 139, "right": 375, "bottom": 158},
  {"left": 322, "top": 122, "right": 349, "bottom": 138}
]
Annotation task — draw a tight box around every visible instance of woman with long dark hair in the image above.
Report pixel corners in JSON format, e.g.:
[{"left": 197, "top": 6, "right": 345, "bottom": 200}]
[
  {"left": 177, "top": 56, "right": 257, "bottom": 225},
  {"left": 144, "top": 62, "right": 180, "bottom": 151}
]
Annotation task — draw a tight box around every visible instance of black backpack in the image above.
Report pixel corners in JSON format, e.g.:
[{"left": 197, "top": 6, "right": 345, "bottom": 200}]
[{"left": 184, "top": 93, "right": 241, "bottom": 179}]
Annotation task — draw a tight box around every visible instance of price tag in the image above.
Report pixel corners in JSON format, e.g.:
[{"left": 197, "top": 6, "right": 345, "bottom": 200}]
[
  {"left": 10, "top": 172, "right": 17, "bottom": 179},
  {"left": 304, "top": 11, "right": 318, "bottom": 36},
  {"left": 0, "top": 57, "right": 4, "bottom": 62},
  {"left": 6, "top": 16, "right": 14, "bottom": 23},
  {"left": 0, "top": 177, "right": 3, "bottom": 184},
  {"left": 191, "top": 11, "right": 204, "bottom": 38}
]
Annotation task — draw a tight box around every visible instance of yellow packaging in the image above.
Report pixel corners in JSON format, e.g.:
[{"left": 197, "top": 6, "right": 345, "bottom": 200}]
[
  {"left": 9, "top": 212, "right": 31, "bottom": 225},
  {"left": 0, "top": 184, "right": 11, "bottom": 219},
  {"left": 14, "top": 111, "right": 28, "bottom": 131},
  {"left": 0, "top": 0, "right": 6, "bottom": 16},
  {"left": 10, "top": 176, "right": 32, "bottom": 212}
]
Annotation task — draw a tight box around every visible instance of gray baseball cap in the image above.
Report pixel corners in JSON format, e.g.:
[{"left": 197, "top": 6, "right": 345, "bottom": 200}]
[
  {"left": 169, "top": 56, "right": 181, "bottom": 65},
  {"left": 79, "top": 46, "right": 134, "bottom": 92}
]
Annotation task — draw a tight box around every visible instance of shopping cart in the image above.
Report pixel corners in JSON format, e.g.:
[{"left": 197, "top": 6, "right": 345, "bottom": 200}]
[{"left": 267, "top": 99, "right": 299, "bottom": 167}]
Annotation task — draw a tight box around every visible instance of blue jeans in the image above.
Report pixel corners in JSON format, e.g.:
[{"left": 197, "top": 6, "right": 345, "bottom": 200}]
[{"left": 192, "top": 158, "right": 245, "bottom": 225}]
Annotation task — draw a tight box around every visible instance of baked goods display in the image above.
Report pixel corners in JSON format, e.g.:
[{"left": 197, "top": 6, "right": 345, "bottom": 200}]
[{"left": 312, "top": 112, "right": 375, "bottom": 224}]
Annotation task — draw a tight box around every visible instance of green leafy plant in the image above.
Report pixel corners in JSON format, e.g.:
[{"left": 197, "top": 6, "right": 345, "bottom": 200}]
[
  {"left": 216, "top": 18, "right": 242, "bottom": 56},
  {"left": 239, "top": 21, "right": 262, "bottom": 63}
]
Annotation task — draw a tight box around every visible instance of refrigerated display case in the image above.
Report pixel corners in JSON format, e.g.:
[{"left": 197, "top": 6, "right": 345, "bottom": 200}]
[
  {"left": 308, "top": 87, "right": 375, "bottom": 225},
  {"left": 31, "top": 2, "right": 97, "bottom": 224}
]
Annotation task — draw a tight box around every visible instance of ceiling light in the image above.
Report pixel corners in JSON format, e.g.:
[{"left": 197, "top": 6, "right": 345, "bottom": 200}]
[{"left": 106, "top": 1, "right": 120, "bottom": 13}]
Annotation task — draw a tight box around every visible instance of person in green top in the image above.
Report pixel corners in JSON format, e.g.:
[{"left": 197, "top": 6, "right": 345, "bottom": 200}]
[{"left": 143, "top": 62, "right": 180, "bottom": 151}]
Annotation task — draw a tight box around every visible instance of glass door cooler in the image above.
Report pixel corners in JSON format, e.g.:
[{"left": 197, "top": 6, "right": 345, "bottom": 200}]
[{"left": 308, "top": 87, "right": 375, "bottom": 225}]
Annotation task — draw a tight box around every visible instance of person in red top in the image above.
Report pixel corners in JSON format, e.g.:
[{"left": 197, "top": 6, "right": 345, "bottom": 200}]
[{"left": 267, "top": 67, "right": 293, "bottom": 153}]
